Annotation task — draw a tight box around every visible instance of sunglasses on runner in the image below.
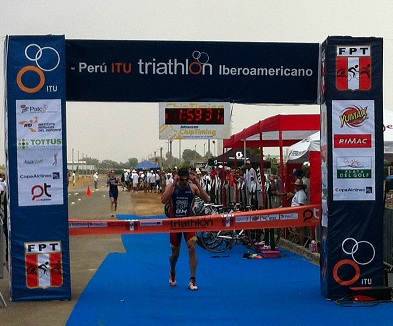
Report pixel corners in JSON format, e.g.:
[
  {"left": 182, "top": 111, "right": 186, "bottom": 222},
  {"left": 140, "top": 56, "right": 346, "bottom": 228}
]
[{"left": 179, "top": 177, "right": 189, "bottom": 182}]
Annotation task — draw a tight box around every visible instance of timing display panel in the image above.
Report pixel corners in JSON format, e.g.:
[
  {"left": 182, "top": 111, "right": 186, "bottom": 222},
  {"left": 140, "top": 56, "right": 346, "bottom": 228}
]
[
  {"left": 159, "top": 102, "right": 230, "bottom": 139},
  {"left": 165, "top": 107, "right": 224, "bottom": 125}
]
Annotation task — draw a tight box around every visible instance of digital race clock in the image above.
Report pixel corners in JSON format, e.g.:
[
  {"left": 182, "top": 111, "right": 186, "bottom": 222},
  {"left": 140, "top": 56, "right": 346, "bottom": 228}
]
[
  {"left": 165, "top": 107, "right": 224, "bottom": 125},
  {"left": 159, "top": 102, "right": 230, "bottom": 139}
]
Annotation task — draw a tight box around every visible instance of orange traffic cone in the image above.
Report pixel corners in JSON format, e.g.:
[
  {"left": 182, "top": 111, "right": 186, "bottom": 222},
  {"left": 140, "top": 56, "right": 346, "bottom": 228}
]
[{"left": 86, "top": 185, "right": 92, "bottom": 196}]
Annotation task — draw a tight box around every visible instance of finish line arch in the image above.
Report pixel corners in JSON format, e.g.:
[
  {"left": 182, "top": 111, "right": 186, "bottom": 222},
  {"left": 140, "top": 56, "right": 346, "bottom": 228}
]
[{"left": 4, "top": 35, "right": 384, "bottom": 301}]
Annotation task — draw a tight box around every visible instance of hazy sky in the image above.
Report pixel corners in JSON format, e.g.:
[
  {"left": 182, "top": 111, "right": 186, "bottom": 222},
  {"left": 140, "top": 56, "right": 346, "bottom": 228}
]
[{"left": 1, "top": 1, "right": 393, "bottom": 164}]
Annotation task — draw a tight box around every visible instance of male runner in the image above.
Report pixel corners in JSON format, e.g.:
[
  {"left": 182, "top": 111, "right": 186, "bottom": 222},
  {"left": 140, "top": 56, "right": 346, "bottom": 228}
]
[
  {"left": 161, "top": 167, "right": 210, "bottom": 290},
  {"left": 107, "top": 170, "right": 122, "bottom": 217}
]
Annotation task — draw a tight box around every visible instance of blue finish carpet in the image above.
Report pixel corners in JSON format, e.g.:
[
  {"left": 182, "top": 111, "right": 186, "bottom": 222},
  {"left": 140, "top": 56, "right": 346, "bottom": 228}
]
[{"left": 67, "top": 215, "right": 393, "bottom": 325}]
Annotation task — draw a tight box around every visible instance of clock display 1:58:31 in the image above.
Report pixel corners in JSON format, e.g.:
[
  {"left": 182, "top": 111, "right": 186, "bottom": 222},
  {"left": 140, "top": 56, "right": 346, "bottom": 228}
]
[{"left": 165, "top": 108, "right": 224, "bottom": 125}]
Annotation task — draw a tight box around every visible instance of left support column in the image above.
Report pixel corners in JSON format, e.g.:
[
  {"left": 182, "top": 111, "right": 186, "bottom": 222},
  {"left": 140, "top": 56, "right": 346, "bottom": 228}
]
[{"left": 5, "top": 35, "right": 71, "bottom": 301}]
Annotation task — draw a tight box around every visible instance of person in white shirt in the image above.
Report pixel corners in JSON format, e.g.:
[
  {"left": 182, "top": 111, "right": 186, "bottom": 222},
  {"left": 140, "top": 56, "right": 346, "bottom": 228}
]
[
  {"left": 289, "top": 178, "right": 308, "bottom": 245},
  {"left": 131, "top": 170, "right": 139, "bottom": 193},
  {"left": 245, "top": 160, "right": 257, "bottom": 208},
  {"left": 93, "top": 172, "right": 99, "bottom": 189},
  {"left": 302, "top": 168, "right": 310, "bottom": 204}
]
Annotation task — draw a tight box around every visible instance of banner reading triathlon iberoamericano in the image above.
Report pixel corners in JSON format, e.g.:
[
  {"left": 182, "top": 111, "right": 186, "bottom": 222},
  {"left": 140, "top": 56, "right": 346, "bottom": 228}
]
[{"left": 65, "top": 40, "right": 319, "bottom": 104}]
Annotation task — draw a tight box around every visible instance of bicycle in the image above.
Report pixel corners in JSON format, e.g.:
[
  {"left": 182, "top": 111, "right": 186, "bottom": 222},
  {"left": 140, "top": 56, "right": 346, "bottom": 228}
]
[
  {"left": 196, "top": 203, "right": 267, "bottom": 253},
  {"left": 199, "top": 228, "right": 264, "bottom": 253}
]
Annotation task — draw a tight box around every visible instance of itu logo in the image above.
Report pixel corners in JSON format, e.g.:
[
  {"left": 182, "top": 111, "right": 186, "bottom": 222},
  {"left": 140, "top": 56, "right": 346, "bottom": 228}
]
[
  {"left": 333, "top": 237, "right": 375, "bottom": 286},
  {"left": 16, "top": 43, "right": 60, "bottom": 93}
]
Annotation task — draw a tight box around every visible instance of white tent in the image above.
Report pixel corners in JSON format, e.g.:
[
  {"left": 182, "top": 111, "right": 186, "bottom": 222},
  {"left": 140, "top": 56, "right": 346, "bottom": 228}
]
[{"left": 285, "top": 131, "right": 320, "bottom": 163}]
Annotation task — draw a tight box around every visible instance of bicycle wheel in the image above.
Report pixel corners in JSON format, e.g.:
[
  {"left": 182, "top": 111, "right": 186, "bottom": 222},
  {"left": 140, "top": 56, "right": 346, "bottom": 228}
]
[
  {"left": 199, "top": 230, "right": 235, "bottom": 253},
  {"left": 196, "top": 232, "right": 207, "bottom": 249}
]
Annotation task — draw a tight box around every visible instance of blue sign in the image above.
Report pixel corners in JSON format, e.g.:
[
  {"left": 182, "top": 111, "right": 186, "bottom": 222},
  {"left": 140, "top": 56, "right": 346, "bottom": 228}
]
[
  {"left": 5, "top": 35, "right": 70, "bottom": 301},
  {"left": 66, "top": 40, "right": 319, "bottom": 104}
]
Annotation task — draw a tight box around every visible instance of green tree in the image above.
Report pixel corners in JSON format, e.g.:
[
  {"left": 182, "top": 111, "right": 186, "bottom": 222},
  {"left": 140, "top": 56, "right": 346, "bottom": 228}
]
[
  {"left": 128, "top": 157, "right": 138, "bottom": 168},
  {"left": 182, "top": 149, "right": 202, "bottom": 166}
]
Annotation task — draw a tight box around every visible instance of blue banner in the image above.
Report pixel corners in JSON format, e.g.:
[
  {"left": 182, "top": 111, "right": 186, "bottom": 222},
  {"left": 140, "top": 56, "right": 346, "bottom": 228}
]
[
  {"left": 320, "top": 36, "right": 384, "bottom": 299},
  {"left": 65, "top": 40, "right": 319, "bottom": 104},
  {"left": 5, "top": 35, "right": 70, "bottom": 301}
]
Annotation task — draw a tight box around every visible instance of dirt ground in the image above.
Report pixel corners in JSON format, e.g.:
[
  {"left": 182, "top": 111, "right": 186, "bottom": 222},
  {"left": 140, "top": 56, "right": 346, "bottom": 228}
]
[{"left": 0, "top": 176, "right": 164, "bottom": 325}]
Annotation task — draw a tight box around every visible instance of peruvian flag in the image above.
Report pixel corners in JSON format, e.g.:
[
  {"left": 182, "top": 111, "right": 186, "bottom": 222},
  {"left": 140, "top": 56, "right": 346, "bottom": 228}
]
[
  {"left": 336, "top": 56, "right": 371, "bottom": 91},
  {"left": 26, "top": 253, "right": 63, "bottom": 288}
]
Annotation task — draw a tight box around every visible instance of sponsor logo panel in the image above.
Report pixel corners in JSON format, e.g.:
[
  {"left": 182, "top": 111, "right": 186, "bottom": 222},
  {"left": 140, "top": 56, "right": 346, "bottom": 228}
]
[
  {"left": 332, "top": 100, "right": 375, "bottom": 200},
  {"left": 25, "top": 241, "right": 63, "bottom": 289}
]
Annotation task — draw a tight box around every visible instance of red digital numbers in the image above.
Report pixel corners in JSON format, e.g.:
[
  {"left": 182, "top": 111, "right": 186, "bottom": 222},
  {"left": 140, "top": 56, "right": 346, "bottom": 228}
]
[{"left": 165, "top": 108, "right": 224, "bottom": 125}]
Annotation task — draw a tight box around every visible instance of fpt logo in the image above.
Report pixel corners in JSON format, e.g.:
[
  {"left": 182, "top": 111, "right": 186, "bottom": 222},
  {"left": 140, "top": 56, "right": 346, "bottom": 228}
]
[
  {"left": 336, "top": 46, "right": 371, "bottom": 91},
  {"left": 16, "top": 43, "right": 60, "bottom": 93},
  {"left": 339, "top": 105, "right": 368, "bottom": 128},
  {"left": 25, "top": 241, "right": 63, "bottom": 288}
]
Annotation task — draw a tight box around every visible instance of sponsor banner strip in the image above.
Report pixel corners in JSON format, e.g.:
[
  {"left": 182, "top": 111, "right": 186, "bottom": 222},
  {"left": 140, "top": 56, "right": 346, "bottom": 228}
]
[{"left": 69, "top": 205, "right": 321, "bottom": 236}]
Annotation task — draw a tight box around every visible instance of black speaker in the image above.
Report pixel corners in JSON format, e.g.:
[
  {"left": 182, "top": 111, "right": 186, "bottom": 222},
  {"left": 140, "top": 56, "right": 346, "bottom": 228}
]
[{"left": 350, "top": 286, "right": 392, "bottom": 301}]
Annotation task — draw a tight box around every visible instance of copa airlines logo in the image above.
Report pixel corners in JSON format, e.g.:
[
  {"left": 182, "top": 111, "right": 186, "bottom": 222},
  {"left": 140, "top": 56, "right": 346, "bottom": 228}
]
[
  {"left": 339, "top": 105, "right": 368, "bottom": 128},
  {"left": 17, "top": 43, "right": 60, "bottom": 93}
]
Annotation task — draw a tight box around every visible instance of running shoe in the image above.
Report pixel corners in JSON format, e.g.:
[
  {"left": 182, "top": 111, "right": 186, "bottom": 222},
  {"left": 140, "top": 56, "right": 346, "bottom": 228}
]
[
  {"left": 169, "top": 272, "right": 177, "bottom": 287},
  {"left": 188, "top": 278, "right": 198, "bottom": 291}
]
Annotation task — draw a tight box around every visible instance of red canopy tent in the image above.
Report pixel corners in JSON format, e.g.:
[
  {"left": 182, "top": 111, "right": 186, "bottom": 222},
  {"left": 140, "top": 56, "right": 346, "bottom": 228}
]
[{"left": 223, "top": 114, "right": 320, "bottom": 206}]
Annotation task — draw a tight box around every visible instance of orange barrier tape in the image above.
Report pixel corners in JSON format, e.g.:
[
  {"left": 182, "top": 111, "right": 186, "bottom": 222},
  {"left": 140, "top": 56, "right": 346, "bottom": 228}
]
[{"left": 69, "top": 205, "right": 321, "bottom": 236}]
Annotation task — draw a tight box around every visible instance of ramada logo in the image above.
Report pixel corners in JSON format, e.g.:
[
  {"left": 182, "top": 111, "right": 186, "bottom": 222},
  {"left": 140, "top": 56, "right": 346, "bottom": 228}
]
[{"left": 339, "top": 105, "right": 368, "bottom": 128}]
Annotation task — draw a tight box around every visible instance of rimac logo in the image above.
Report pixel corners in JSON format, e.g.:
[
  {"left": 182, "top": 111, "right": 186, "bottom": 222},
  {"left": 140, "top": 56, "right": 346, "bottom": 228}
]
[
  {"left": 17, "top": 43, "right": 60, "bottom": 93},
  {"left": 339, "top": 105, "right": 368, "bottom": 128},
  {"left": 336, "top": 46, "right": 371, "bottom": 91}
]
